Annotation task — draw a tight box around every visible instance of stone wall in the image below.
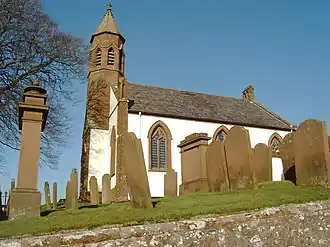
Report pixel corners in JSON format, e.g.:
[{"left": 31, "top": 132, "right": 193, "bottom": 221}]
[{"left": 1, "top": 200, "right": 329, "bottom": 247}]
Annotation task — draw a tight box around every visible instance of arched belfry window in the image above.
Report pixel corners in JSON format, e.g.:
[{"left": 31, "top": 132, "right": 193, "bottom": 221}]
[
  {"left": 148, "top": 121, "right": 172, "bottom": 171},
  {"left": 96, "top": 48, "right": 102, "bottom": 66},
  {"left": 108, "top": 48, "right": 115, "bottom": 66},
  {"left": 212, "top": 125, "right": 229, "bottom": 143},
  {"left": 268, "top": 133, "right": 282, "bottom": 154}
]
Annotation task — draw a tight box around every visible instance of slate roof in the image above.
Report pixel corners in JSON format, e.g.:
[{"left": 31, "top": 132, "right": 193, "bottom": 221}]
[{"left": 127, "top": 83, "right": 293, "bottom": 131}]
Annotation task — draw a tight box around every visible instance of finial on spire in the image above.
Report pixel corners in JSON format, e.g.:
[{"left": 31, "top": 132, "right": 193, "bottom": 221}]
[{"left": 106, "top": 1, "right": 114, "bottom": 17}]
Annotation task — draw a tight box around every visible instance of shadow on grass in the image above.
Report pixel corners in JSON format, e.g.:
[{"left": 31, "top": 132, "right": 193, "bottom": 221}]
[{"left": 79, "top": 204, "right": 100, "bottom": 210}]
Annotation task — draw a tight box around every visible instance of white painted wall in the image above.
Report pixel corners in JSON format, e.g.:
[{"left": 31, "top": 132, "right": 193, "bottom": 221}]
[
  {"left": 88, "top": 129, "right": 110, "bottom": 191},
  {"left": 127, "top": 113, "right": 291, "bottom": 197},
  {"left": 88, "top": 111, "right": 291, "bottom": 197}
]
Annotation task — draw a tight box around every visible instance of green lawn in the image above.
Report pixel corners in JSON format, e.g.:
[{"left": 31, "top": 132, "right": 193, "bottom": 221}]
[{"left": 0, "top": 181, "right": 329, "bottom": 238}]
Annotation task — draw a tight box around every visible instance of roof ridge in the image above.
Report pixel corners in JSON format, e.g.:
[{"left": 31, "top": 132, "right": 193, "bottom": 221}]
[{"left": 128, "top": 82, "right": 242, "bottom": 101}]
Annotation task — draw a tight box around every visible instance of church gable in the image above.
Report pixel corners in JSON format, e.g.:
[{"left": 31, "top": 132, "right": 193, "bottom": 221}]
[{"left": 127, "top": 83, "right": 293, "bottom": 131}]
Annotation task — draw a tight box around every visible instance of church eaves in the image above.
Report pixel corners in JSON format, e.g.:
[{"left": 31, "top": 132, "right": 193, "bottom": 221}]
[{"left": 90, "top": 1, "right": 123, "bottom": 43}]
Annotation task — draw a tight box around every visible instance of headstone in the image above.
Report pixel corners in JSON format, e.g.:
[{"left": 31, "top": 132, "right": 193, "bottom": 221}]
[
  {"left": 102, "top": 174, "right": 111, "bottom": 204},
  {"left": 122, "top": 132, "right": 152, "bottom": 209},
  {"left": 44, "top": 182, "right": 51, "bottom": 210},
  {"left": 70, "top": 169, "right": 78, "bottom": 210},
  {"left": 90, "top": 176, "right": 99, "bottom": 205},
  {"left": 52, "top": 182, "right": 57, "bottom": 210},
  {"left": 164, "top": 169, "right": 178, "bottom": 197},
  {"left": 8, "top": 81, "right": 49, "bottom": 220},
  {"left": 225, "top": 126, "right": 255, "bottom": 190},
  {"left": 205, "top": 141, "right": 229, "bottom": 192},
  {"left": 279, "top": 133, "right": 296, "bottom": 184},
  {"left": 65, "top": 181, "right": 71, "bottom": 209},
  {"left": 252, "top": 143, "right": 272, "bottom": 183},
  {"left": 293, "top": 119, "right": 330, "bottom": 188},
  {"left": 177, "top": 133, "right": 211, "bottom": 195}
]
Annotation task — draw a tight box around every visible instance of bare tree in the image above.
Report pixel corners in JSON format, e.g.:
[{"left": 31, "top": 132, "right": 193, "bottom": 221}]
[{"left": 0, "top": 0, "right": 87, "bottom": 169}]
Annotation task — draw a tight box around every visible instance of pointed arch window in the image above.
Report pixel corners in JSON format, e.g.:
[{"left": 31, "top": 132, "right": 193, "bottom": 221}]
[
  {"left": 268, "top": 133, "right": 283, "bottom": 154},
  {"left": 148, "top": 121, "right": 172, "bottom": 171},
  {"left": 108, "top": 48, "right": 115, "bottom": 66},
  {"left": 96, "top": 48, "right": 102, "bottom": 66},
  {"left": 213, "top": 125, "right": 229, "bottom": 143}
]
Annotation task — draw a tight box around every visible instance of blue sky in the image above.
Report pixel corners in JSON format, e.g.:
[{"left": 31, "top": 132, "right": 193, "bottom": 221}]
[{"left": 1, "top": 0, "right": 329, "bottom": 200}]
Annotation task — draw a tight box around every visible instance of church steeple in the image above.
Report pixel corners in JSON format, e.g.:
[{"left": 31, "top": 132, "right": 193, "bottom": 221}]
[{"left": 90, "top": 1, "right": 125, "bottom": 44}]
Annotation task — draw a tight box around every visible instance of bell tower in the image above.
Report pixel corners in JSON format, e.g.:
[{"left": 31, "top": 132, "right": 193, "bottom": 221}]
[
  {"left": 87, "top": 1, "right": 125, "bottom": 129},
  {"left": 80, "top": 1, "right": 126, "bottom": 201}
]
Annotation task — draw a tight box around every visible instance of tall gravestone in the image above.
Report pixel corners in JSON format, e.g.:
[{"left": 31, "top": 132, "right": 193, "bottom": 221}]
[
  {"left": 9, "top": 80, "right": 49, "bottom": 220},
  {"left": 164, "top": 169, "right": 178, "bottom": 197},
  {"left": 44, "top": 182, "right": 51, "bottom": 210},
  {"left": 70, "top": 169, "right": 79, "bottom": 210},
  {"left": 90, "top": 176, "right": 99, "bottom": 205},
  {"left": 65, "top": 181, "right": 71, "bottom": 209},
  {"left": 294, "top": 119, "right": 330, "bottom": 188},
  {"left": 225, "top": 126, "right": 255, "bottom": 190},
  {"left": 122, "top": 132, "right": 152, "bottom": 209},
  {"left": 102, "top": 174, "right": 111, "bottom": 204},
  {"left": 52, "top": 182, "right": 57, "bottom": 210},
  {"left": 205, "top": 141, "right": 229, "bottom": 192},
  {"left": 178, "top": 133, "right": 211, "bottom": 195},
  {"left": 279, "top": 133, "right": 296, "bottom": 183},
  {"left": 252, "top": 143, "right": 272, "bottom": 183}
]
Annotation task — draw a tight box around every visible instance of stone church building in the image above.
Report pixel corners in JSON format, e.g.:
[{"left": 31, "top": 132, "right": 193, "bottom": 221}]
[{"left": 79, "top": 3, "right": 295, "bottom": 200}]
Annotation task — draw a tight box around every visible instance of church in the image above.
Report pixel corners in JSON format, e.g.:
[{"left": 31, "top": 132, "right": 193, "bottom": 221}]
[{"left": 79, "top": 3, "right": 295, "bottom": 200}]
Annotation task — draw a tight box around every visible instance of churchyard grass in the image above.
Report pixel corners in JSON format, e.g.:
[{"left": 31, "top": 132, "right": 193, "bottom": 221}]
[{"left": 0, "top": 181, "right": 329, "bottom": 238}]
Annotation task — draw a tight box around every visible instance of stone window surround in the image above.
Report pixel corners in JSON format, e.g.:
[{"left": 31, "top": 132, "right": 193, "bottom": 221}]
[
  {"left": 147, "top": 120, "right": 172, "bottom": 172},
  {"left": 212, "top": 125, "right": 229, "bottom": 142},
  {"left": 268, "top": 132, "right": 283, "bottom": 157}
]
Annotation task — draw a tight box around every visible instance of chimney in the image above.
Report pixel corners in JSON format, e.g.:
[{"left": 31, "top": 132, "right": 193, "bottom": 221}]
[{"left": 242, "top": 85, "right": 255, "bottom": 101}]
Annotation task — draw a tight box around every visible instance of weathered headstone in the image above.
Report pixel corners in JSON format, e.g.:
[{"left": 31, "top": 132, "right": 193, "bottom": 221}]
[
  {"left": 44, "top": 182, "right": 51, "bottom": 210},
  {"left": 9, "top": 80, "right": 49, "bottom": 220},
  {"left": 225, "top": 126, "right": 255, "bottom": 190},
  {"left": 70, "top": 169, "right": 78, "bottom": 210},
  {"left": 52, "top": 182, "right": 57, "bottom": 210},
  {"left": 102, "top": 174, "right": 111, "bottom": 204},
  {"left": 178, "top": 133, "right": 211, "bottom": 195},
  {"left": 122, "top": 132, "right": 152, "bottom": 209},
  {"left": 293, "top": 119, "right": 330, "bottom": 188},
  {"left": 90, "top": 176, "right": 99, "bottom": 205},
  {"left": 205, "top": 141, "right": 229, "bottom": 192},
  {"left": 164, "top": 169, "right": 178, "bottom": 197},
  {"left": 279, "top": 133, "right": 296, "bottom": 183},
  {"left": 252, "top": 143, "right": 272, "bottom": 183},
  {"left": 65, "top": 181, "right": 71, "bottom": 209}
]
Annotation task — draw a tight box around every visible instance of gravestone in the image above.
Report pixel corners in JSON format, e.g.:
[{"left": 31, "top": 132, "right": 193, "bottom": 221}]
[
  {"left": 279, "top": 133, "right": 296, "bottom": 184},
  {"left": 102, "top": 174, "right": 111, "bottom": 204},
  {"left": 164, "top": 169, "right": 178, "bottom": 197},
  {"left": 177, "top": 133, "right": 211, "bottom": 195},
  {"left": 70, "top": 169, "right": 78, "bottom": 210},
  {"left": 90, "top": 176, "right": 99, "bottom": 205},
  {"left": 293, "top": 119, "right": 330, "bottom": 188},
  {"left": 205, "top": 141, "right": 229, "bottom": 192},
  {"left": 122, "top": 132, "right": 152, "bottom": 209},
  {"left": 252, "top": 143, "right": 272, "bottom": 183},
  {"left": 10, "top": 179, "right": 15, "bottom": 190},
  {"left": 44, "top": 182, "right": 51, "bottom": 210},
  {"left": 9, "top": 80, "right": 49, "bottom": 220},
  {"left": 65, "top": 181, "right": 71, "bottom": 208},
  {"left": 52, "top": 182, "right": 57, "bottom": 210},
  {"left": 225, "top": 126, "right": 255, "bottom": 190}
]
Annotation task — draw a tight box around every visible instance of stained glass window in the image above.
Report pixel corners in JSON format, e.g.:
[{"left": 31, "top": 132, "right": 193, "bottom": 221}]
[
  {"left": 216, "top": 130, "right": 226, "bottom": 143},
  {"left": 151, "top": 127, "right": 167, "bottom": 169},
  {"left": 270, "top": 137, "right": 280, "bottom": 152}
]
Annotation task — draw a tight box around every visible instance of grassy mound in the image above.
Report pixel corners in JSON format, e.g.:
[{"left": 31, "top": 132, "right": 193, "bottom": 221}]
[{"left": 0, "top": 182, "right": 329, "bottom": 238}]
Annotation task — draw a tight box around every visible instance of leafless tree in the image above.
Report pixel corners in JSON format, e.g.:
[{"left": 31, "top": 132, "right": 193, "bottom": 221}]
[{"left": 0, "top": 0, "right": 88, "bottom": 169}]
